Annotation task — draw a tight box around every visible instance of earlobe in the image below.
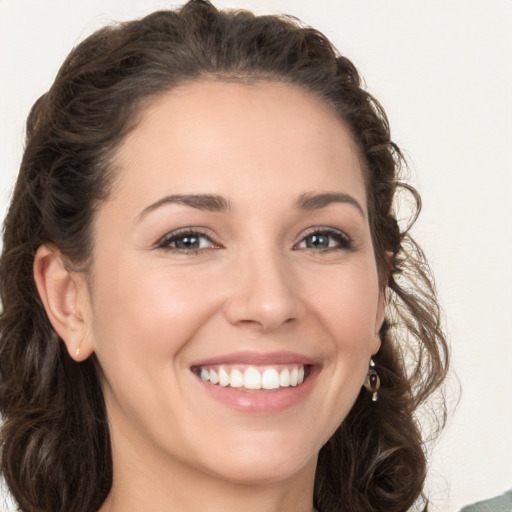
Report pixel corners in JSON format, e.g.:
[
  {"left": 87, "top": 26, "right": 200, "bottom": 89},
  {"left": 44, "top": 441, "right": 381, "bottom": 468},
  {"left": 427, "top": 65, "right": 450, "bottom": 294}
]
[
  {"left": 372, "top": 286, "right": 388, "bottom": 355},
  {"left": 33, "top": 245, "right": 94, "bottom": 361},
  {"left": 372, "top": 250, "right": 393, "bottom": 353}
]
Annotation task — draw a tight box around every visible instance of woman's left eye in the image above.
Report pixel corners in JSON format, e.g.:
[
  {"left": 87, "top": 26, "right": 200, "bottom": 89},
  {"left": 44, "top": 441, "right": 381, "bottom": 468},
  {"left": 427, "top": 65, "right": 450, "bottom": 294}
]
[
  {"left": 158, "top": 230, "right": 218, "bottom": 252},
  {"left": 296, "top": 229, "right": 352, "bottom": 251}
]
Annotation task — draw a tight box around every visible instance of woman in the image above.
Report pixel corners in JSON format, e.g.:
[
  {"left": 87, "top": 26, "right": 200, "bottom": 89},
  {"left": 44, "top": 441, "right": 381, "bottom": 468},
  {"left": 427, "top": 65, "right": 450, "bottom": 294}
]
[{"left": 0, "top": 1, "right": 448, "bottom": 511}]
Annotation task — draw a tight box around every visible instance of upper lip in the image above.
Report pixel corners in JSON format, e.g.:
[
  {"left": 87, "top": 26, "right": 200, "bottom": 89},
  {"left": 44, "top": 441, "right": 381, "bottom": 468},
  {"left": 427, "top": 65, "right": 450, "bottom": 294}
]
[{"left": 190, "top": 350, "right": 318, "bottom": 367}]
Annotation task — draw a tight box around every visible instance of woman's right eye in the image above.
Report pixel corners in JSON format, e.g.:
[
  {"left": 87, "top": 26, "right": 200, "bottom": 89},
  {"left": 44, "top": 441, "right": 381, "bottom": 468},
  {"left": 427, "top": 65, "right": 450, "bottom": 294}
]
[{"left": 158, "top": 230, "right": 218, "bottom": 252}]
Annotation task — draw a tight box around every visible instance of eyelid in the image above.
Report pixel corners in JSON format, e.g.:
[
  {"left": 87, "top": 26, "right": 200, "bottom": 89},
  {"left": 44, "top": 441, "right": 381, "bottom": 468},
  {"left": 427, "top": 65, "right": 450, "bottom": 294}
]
[
  {"left": 294, "top": 226, "right": 353, "bottom": 251},
  {"left": 154, "top": 226, "right": 353, "bottom": 253},
  {"left": 156, "top": 227, "right": 221, "bottom": 251}
]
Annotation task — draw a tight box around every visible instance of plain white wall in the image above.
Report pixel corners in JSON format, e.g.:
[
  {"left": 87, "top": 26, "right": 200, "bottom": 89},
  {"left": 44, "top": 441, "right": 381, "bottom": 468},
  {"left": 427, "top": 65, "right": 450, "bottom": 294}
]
[{"left": 1, "top": 1, "right": 511, "bottom": 510}]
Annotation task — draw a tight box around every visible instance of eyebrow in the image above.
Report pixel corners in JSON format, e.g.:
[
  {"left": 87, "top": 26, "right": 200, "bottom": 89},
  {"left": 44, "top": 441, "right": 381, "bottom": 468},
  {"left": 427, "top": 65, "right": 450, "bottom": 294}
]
[
  {"left": 137, "top": 191, "right": 365, "bottom": 221},
  {"left": 137, "top": 194, "right": 231, "bottom": 221},
  {"left": 296, "top": 192, "right": 365, "bottom": 218}
]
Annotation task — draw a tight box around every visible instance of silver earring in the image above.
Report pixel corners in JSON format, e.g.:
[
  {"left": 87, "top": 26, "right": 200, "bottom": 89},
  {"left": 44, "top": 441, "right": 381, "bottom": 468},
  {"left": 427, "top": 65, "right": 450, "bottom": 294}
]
[{"left": 363, "top": 358, "right": 380, "bottom": 402}]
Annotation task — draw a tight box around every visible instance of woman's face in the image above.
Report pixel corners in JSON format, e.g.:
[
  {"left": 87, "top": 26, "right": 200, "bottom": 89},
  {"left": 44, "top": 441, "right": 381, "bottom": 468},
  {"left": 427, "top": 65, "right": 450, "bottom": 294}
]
[{"left": 83, "top": 81, "right": 384, "bottom": 485}]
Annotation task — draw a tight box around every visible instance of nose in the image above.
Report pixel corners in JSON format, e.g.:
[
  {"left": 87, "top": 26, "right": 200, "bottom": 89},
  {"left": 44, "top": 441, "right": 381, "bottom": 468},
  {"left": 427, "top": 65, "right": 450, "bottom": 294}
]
[{"left": 224, "top": 248, "right": 305, "bottom": 332}]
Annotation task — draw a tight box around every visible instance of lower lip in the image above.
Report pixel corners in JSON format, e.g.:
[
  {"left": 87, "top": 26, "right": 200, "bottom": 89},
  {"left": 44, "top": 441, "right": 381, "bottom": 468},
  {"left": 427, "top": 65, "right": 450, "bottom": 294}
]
[{"left": 194, "top": 368, "right": 318, "bottom": 414}]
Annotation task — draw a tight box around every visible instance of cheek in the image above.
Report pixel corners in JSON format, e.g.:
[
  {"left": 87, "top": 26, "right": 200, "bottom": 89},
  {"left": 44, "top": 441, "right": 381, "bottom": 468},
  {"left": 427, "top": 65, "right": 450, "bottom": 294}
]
[
  {"left": 306, "top": 264, "right": 380, "bottom": 347},
  {"left": 302, "top": 263, "right": 379, "bottom": 421},
  {"left": 89, "top": 259, "right": 223, "bottom": 365}
]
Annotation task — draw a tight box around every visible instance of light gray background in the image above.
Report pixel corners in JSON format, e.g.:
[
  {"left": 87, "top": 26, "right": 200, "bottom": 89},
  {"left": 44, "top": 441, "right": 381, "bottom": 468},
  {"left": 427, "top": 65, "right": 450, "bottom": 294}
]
[{"left": 1, "top": 1, "right": 511, "bottom": 510}]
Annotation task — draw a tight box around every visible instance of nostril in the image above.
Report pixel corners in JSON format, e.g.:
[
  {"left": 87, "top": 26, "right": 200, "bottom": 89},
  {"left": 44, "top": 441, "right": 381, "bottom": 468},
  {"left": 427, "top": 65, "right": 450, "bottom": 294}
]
[{"left": 223, "top": 258, "right": 305, "bottom": 331}]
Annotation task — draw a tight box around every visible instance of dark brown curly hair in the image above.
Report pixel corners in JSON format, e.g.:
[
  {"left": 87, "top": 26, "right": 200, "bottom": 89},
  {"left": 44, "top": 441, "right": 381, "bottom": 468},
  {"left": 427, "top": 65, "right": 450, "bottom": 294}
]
[{"left": 0, "top": 1, "right": 449, "bottom": 511}]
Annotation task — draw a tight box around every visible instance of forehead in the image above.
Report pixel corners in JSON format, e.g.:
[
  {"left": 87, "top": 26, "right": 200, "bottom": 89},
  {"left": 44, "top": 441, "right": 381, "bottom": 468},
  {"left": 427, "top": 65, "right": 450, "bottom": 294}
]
[{"left": 112, "top": 80, "right": 366, "bottom": 211}]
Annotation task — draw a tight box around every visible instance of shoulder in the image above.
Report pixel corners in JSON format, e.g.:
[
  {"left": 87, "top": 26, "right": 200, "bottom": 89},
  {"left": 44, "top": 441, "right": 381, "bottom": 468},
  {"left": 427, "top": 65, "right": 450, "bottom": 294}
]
[{"left": 459, "top": 489, "right": 512, "bottom": 512}]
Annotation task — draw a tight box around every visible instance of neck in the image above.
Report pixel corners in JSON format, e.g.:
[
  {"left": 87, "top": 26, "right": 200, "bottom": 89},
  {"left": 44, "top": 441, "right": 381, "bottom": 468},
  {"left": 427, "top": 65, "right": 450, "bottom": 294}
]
[
  {"left": 99, "top": 430, "right": 317, "bottom": 512},
  {"left": 101, "top": 468, "right": 317, "bottom": 512}
]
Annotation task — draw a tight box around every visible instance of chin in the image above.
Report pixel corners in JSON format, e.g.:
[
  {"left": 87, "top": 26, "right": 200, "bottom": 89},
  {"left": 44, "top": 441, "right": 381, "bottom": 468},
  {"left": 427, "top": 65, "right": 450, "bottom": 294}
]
[
  {"left": 193, "top": 429, "right": 320, "bottom": 486},
  {"left": 212, "top": 454, "right": 316, "bottom": 486}
]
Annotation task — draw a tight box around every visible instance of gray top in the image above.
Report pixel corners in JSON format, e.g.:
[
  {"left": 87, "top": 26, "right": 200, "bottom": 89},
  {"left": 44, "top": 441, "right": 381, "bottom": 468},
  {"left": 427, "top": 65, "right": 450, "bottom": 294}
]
[{"left": 460, "top": 490, "right": 512, "bottom": 512}]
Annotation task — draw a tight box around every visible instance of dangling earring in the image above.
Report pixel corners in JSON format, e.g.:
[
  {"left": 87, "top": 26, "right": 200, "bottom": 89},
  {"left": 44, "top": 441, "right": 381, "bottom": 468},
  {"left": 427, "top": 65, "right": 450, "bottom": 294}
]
[{"left": 364, "top": 358, "right": 380, "bottom": 402}]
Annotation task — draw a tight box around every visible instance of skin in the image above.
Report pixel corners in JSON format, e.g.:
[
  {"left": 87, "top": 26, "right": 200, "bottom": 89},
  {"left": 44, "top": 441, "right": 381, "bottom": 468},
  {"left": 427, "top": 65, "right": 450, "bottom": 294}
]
[{"left": 35, "top": 81, "right": 384, "bottom": 512}]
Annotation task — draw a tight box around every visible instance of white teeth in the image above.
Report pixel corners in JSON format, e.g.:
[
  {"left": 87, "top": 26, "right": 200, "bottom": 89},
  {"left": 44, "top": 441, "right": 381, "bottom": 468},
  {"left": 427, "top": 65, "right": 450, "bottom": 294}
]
[
  {"left": 279, "top": 368, "right": 291, "bottom": 387},
  {"left": 290, "top": 367, "right": 298, "bottom": 386},
  {"left": 229, "top": 368, "right": 244, "bottom": 388},
  {"left": 261, "top": 368, "right": 280, "bottom": 390},
  {"left": 218, "top": 367, "right": 230, "bottom": 387},
  {"left": 244, "top": 367, "right": 262, "bottom": 389},
  {"left": 198, "top": 365, "right": 308, "bottom": 390},
  {"left": 209, "top": 369, "right": 219, "bottom": 384}
]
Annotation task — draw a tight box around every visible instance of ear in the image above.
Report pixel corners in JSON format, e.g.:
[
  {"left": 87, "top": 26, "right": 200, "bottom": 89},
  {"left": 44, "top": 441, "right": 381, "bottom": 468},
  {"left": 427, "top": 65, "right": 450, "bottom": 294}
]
[
  {"left": 33, "top": 245, "right": 94, "bottom": 362},
  {"left": 371, "top": 291, "right": 385, "bottom": 355},
  {"left": 372, "top": 251, "right": 393, "bottom": 355}
]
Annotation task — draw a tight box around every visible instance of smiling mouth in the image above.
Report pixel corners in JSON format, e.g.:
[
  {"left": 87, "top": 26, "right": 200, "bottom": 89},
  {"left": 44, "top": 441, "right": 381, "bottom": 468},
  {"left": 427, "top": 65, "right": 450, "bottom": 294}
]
[{"left": 191, "top": 364, "right": 312, "bottom": 391}]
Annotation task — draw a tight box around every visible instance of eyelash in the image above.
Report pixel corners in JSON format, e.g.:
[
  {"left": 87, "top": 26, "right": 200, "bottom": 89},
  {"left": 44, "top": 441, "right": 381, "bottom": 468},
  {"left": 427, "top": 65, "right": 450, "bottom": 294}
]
[
  {"left": 156, "top": 227, "right": 353, "bottom": 254},
  {"left": 157, "top": 228, "right": 219, "bottom": 254},
  {"left": 294, "top": 228, "right": 353, "bottom": 252}
]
